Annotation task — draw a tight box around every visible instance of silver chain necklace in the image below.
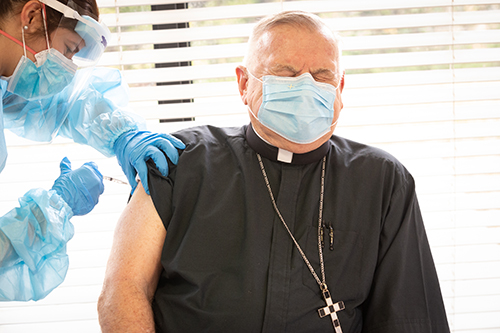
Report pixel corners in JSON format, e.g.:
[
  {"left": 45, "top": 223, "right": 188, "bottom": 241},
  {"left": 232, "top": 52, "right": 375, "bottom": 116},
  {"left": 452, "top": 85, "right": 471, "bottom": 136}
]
[{"left": 256, "top": 153, "right": 345, "bottom": 333}]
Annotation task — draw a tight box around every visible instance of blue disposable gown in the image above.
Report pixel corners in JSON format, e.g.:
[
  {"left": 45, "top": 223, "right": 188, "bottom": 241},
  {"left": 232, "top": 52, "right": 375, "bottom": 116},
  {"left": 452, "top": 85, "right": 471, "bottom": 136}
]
[{"left": 0, "top": 67, "right": 144, "bottom": 301}]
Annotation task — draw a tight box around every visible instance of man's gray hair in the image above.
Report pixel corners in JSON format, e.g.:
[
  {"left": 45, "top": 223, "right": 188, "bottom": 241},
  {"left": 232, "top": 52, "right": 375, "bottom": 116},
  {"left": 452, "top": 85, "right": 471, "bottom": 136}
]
[{"left": 244, "top": 10, "right": 343, "bottom": 75}]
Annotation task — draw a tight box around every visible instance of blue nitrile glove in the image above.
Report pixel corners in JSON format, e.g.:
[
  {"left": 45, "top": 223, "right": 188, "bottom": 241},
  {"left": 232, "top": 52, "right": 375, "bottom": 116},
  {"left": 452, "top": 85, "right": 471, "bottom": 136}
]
[
  {"left": 51, "top": 157, "right": 104, "bottom": 216},
  {"left": 113, "top": 130, "right": 185, "bottom": 194}
]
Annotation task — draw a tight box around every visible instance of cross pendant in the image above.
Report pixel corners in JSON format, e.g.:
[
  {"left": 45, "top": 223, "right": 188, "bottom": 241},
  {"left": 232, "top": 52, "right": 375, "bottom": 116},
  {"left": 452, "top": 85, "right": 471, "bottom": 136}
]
[{"left": 317, "top": 287, "right": 345, "bottom": 333}]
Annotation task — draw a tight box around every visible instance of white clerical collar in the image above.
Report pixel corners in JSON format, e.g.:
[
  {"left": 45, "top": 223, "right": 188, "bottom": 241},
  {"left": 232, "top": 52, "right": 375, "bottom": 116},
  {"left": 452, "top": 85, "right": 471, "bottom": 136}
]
[{"left": 277, "top": 148, "right": 293, "bottom": 163}]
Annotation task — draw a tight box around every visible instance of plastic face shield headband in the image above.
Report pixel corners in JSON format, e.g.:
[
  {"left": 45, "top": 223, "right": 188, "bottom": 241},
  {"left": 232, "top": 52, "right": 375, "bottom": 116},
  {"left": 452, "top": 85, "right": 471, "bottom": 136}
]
[{"left": 38, "top": 0, "right": 110, "bottom": 67}]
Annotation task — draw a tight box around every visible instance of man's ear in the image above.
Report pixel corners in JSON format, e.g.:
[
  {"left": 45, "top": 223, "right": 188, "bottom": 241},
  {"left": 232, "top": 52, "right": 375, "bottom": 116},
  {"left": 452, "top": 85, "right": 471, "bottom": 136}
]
[
  {"left": 236, "top": 65, "right": 249, "bottom": 105},
  {"left": 339, "top": 71, "right": 345, "bottom": 93},
  {"left": 20, "top": 1, "right": 44, "bottom": 31}
]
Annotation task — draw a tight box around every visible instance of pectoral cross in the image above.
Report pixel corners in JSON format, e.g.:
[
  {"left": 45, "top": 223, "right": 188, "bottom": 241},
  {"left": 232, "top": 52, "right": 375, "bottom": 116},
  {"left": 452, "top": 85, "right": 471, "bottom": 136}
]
[{"left": 318, "top": 287, "right": 345, "bottom": 333}]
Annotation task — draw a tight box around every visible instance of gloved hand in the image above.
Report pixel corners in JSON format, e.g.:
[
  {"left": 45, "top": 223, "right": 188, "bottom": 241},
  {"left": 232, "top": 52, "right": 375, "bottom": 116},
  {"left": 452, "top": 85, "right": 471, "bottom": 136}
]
[
  {"left": 51, "top": 157, "right": 104, "bottom": 216},
  {"left": 113, "top": 130, "right": 185, "bottom": 195}
]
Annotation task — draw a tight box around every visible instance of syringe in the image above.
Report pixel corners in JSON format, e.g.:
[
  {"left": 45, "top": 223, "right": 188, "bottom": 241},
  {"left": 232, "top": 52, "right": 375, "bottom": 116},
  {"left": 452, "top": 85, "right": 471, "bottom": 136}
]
[{"left": 103, "top": 175, "right": 128, "bottom": 185}]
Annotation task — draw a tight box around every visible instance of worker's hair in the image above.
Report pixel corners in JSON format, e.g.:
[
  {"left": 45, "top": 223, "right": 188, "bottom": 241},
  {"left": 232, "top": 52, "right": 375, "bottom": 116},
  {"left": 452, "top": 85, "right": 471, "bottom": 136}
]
[
  {"left": 0, "top": 0, "right": 99, "bottom": 36},
  {"left": 245, "top": 10, "right": 343, "bottom": 77}
]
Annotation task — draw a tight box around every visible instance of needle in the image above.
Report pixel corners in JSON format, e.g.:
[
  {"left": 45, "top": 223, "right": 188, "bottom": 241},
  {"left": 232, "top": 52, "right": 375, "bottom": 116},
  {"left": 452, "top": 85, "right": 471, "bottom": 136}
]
[{"left": 103, "top": 175, "right": 128, "bottom": 185}]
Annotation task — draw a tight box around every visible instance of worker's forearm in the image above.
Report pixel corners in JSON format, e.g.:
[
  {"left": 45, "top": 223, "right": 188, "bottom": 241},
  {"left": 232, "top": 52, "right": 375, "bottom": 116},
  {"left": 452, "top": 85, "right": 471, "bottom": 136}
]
[{"left": 98, "top": 282, "right": 156, "bottom": 332}]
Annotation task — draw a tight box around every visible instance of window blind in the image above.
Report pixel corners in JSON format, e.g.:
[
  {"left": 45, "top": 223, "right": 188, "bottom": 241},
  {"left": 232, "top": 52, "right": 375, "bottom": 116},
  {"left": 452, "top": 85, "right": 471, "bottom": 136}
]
[{"left": 0, "top": 1, "right": 498, "bottom": 332}]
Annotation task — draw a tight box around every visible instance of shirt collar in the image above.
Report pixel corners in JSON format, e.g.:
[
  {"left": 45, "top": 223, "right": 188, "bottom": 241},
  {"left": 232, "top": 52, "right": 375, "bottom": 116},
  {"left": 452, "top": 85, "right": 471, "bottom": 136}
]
[{"left": 245, "top": 124, "right": 330, "bottom": 165}]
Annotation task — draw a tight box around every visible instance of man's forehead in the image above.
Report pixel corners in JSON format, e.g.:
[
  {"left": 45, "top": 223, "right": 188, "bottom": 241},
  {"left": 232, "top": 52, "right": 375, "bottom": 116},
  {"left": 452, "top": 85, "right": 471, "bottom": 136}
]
[
  {"left": 258, "top": 39, "right": 337, "bottom": 70},
  {"left": 247, "top": 23, "right": 339, "bottom": 75}
]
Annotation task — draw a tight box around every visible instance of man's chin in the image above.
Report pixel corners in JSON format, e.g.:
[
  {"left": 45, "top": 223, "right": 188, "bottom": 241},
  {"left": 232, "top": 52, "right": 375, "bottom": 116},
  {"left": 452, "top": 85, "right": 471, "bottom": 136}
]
[
  {"left": 251, "top": 119, "right": 334, "bottom": 154},
  {"left": 270, "top": 133, "right": 332, "bottom": 154}
]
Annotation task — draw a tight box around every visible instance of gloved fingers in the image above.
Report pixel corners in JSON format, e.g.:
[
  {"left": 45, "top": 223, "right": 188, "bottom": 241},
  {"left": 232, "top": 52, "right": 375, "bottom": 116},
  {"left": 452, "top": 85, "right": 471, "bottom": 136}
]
[
  {"left": 160, "top": 133, "right": 185, "bottom": 150},
  {"left": 82, "top": 162, "right": 105, "bottom": 196},
  {"left": 83, "top": 161, "right": 102, "bottom": 177},
  {"left": 117, "top": 158, "right": 138, "bottom": 194},
  {"left": 152, "top": 136, "right": 181, "bottom": 165},
  {"left": 129, "top": 178, "right": 139, "bottom": 195},
  {"left": 143, "top": 148, "right": 169, "bottom": 176},
  {"left": 59, "top": 157, "right": 72, "bottom": 175},
  {"left": 126, "top": 168, "right": 139, "bottom": 194},
  {"left": 135, "top": 161, "right": 150, "bottom": 195},
  {"left": 136, "top": 149, "right": 169, "bottom": 195}
]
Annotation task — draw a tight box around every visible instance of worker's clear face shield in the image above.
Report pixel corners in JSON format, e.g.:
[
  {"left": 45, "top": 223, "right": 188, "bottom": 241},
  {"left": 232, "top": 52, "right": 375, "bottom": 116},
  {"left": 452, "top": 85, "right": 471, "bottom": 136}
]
[{"left": 39, "top": 0, "right": 110, "bottom": 68}]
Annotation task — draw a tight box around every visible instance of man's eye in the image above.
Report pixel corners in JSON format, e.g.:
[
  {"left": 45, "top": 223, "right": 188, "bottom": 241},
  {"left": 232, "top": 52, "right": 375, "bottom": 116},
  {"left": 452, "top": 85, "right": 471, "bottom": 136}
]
[
  {"left": 314, "top": 76, "right": 333, "bottom": 83},
  {"left": 318, "top": 78, "right": 338, "bottom": 86}
]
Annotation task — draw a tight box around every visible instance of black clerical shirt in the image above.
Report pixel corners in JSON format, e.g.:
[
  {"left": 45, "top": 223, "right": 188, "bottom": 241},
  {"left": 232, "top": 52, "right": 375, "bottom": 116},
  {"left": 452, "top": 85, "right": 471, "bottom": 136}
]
[{"left": 148, "top": 125, "right": 450, "bottom": 333}]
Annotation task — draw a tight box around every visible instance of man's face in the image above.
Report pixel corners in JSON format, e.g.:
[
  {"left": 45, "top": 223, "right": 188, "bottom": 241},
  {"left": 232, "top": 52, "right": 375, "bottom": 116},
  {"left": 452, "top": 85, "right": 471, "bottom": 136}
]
[{"left": 238, "top": 24, "right": 344, "bottom": 154}]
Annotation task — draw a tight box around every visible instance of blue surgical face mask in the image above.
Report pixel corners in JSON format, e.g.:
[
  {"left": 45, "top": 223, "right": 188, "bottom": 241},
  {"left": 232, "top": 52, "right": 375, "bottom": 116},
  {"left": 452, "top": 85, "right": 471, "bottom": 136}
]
[
  {"left": 6, "top": 48, "right": 77, "bottom": 101},
  {"left": 249, "top": 72, "right": 339, "bottom": 144}
]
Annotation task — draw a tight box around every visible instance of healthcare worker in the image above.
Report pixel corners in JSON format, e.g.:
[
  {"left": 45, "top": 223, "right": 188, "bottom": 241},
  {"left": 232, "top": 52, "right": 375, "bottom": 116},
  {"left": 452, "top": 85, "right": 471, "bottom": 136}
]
[{"left": 0, "top": 0, "right": 184, "bottom": 301}]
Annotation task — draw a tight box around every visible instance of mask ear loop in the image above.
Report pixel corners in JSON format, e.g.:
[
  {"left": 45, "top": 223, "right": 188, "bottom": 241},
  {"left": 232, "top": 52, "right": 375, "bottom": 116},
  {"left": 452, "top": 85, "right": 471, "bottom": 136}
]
[
  {"left": 21, "top": 26, "right": 28, "bottom": 58},
  {"left": 329, "top": 117, "right": 339, "bottom": 130},
  {"left": 247, "top": 70, "right": 263, "bottom": 83},
  {"left": 245, "top": 70, "right": 263, "bottom": 121},
  {"left": 41, "top": 3, "right": 50, "bottom": 50}
]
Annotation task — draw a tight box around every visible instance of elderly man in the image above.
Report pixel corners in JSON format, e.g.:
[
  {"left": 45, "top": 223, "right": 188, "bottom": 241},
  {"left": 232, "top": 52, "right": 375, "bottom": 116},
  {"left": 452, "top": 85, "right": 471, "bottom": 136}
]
[{"left": 98, "top": 11, "right": 450, "bottom": 333}]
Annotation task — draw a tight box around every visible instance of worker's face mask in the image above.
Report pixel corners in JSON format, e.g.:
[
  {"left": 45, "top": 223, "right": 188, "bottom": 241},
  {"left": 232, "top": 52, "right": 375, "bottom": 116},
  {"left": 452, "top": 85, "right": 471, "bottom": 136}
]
[
  {"left": 249, "top": 72, "right": 339, "bottom": 144},
  {"left": 1, "top": 6, "right": 77, "bottom": 100},
  {"left": 7, "top": 49, "right": 77, "bottom": 101}
]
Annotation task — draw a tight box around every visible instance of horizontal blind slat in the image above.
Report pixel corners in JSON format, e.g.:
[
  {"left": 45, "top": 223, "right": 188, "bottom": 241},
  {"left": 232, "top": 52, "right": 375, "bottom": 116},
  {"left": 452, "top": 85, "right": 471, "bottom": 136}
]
[
  {"left": 343, "top": 48, "right": 500, "bottom": 70},
  {"left": 107, "top": 24, "right": 252, "bottom": 46},
  {"left": 99, "top": 44, "right": 246, "bottom": 67},
  {"left": 328, "top": 10, "right": 500, "bottom": 31},
  {"left": 343, "top": 29, "right": 500, "bottom": 51},
  {"left": 123, "top": 63, "right": 238, "bottom": 84}
]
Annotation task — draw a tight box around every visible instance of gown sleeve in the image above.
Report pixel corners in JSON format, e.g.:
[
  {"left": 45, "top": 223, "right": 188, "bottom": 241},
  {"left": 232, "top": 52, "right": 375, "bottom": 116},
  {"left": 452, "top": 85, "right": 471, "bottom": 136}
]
[
  {"left": 2, "top": 67, "right": 145, "bottom": 157},
  {"left": 0, "top": 188, "right": 74, "bottom": 302},
  {"left": 362, "top": 174, "right": 450, "bottom": 333}
]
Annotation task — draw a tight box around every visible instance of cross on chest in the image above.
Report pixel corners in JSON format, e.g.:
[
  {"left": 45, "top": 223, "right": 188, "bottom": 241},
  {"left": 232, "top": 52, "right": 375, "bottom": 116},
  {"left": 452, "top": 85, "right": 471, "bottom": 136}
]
[{"left": 318, "top": 289, "right": 345, "bottom": 333}]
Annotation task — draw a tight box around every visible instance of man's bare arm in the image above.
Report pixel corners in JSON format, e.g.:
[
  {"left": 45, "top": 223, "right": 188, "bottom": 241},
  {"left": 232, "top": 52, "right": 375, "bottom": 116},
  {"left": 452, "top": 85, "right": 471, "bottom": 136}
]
[{"left": 98, "top": 181, "right": 165, "bottom": 332}]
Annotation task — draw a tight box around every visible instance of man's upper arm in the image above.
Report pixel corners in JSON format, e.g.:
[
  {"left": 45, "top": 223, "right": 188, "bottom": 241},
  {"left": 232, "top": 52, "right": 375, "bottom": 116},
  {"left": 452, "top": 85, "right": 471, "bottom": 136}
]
[{"left": 104, "top": 181, "right": 165, "bottom": 298}]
